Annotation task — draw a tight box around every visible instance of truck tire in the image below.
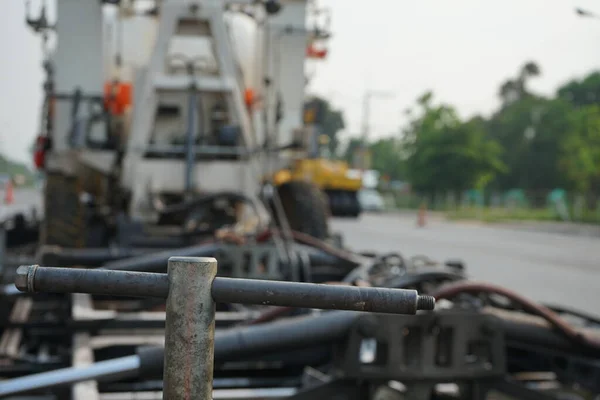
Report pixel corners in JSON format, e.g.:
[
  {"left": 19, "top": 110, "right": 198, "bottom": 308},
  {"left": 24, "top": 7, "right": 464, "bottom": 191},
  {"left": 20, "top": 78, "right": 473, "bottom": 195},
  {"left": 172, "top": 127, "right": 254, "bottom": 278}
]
[
  {"left": 43, "top": 172, "right": 87, "bottom": 248},
  {"left": 272, "top": 181, "right": 330, "bottom": 240},
  {"left": 326, "top": 190, "right": 361, "bottom": 218}
]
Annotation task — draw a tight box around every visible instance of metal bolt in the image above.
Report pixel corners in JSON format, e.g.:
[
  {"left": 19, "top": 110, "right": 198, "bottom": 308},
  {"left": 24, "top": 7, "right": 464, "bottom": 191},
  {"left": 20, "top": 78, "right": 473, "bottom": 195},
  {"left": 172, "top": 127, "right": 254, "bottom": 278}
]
[{"left": 15, "top": 265, "right": 38, "bottom": 293}]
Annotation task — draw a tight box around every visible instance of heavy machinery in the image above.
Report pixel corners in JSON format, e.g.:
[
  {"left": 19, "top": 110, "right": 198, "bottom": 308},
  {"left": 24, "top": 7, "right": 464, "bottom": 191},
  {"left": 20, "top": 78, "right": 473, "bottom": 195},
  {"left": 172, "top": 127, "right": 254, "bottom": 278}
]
[
  {"left": 27, "top": 0, "right": 335, "bottom": 250},
  {"left": 271, "top": 97, "right": 363, "bottom": 218}
]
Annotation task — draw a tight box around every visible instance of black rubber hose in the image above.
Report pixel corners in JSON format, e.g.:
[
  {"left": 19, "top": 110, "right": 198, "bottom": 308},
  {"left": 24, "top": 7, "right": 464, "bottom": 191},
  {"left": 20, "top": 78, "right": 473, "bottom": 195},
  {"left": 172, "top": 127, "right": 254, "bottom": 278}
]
[
  {"left": 41, "top": 247, "right": 151, "bottom": 268},
  {"left": 4, "top": 308, "right": 600, "bottom": 397},
  {"left": 384, "top": 271, "right": 465, "bottom": 289},
  {"left": 157, "top": 192, "right": 260, "bottom": 223},
  {"left": 501, "top": 318, "right": 600, "bottom": 358},
  {"left": 137, "top": 310, "right": 359, "bottom": 379},
  {"left": 101, "top": 242, "right": 350, "bottom": 273}
]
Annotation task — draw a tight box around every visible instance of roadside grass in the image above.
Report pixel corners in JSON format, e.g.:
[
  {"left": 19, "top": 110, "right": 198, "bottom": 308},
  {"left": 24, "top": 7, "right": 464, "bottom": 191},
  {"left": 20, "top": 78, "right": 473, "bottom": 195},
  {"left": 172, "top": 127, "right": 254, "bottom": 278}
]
[{"left": 445, "top": 206, "right": 600, "bottom": 224}]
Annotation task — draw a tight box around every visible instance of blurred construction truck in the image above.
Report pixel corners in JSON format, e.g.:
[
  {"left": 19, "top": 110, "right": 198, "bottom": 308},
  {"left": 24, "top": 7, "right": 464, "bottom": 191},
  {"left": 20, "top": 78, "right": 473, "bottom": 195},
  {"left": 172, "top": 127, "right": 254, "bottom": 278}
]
[{"left": 271, "top": 97, "right": 363, "bottom": 219}]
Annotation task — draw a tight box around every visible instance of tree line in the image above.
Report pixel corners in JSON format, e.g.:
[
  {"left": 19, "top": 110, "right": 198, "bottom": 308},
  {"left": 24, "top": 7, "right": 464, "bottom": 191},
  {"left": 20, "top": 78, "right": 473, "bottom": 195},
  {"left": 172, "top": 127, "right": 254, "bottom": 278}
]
[{"left": 319, "top": 62, "right": 600, "bottom": 196}]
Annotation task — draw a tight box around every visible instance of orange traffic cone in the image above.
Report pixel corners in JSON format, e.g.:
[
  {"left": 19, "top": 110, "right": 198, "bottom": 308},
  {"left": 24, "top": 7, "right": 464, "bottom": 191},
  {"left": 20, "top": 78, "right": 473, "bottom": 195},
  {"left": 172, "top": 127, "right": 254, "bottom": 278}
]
[
  {"left": 417, "top": 203, "right": 427, "bottom": 227},
  {"left": 4, "top": 180, "right": 14, "bottom": 205}
]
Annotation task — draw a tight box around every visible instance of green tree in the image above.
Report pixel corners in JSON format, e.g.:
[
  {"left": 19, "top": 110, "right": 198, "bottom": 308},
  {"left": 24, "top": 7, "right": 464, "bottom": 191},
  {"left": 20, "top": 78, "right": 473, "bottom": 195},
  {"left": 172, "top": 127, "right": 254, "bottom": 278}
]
[
  {"left": 498, "top": 61, "right": 541, "bottom": 106},
  {"left": 555, "top": 70, "right": 600, "bottom": 192},
  {"left": 558, "top": 105, "right": 600, "bottom": 192},
  {"left": 342, "top": 137, "right": 364, "bottom": 166},
  {"left": 369, "top": 137, "right": 407, "bottom": 181},
  {"left": 403, "top": 92, "right": 505, "bottom": 195},
  {"left": 487, "top": 96, "right": 572, "bottom": 190},
  {"left": 485, "top": 61, "right": 588, "bottom": 192},
  {"left": 557, "top": 71, "right": 600, "bottom": 108}
]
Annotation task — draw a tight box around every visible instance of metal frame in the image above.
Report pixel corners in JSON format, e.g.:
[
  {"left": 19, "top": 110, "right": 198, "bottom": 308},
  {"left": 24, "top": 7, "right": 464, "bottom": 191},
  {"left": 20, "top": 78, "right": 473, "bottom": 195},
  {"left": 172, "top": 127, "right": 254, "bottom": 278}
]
[
  {"left": 4, "top": 303, "right": 598, "bottom": 399},
  {"left": 15, "top": 264, "right": 433, "bottom": 314},
  {"left": 31, "top": 240, "right": 356, "bottom": 282},
  {"left": 5, "top": 257, "right": 434, "bottom": 399},
  {"left": 46, "top": 0, "right": 105, "bottom": 155},
  {"left": 335, "top": 311, "right": 506, "bottom": 381}
]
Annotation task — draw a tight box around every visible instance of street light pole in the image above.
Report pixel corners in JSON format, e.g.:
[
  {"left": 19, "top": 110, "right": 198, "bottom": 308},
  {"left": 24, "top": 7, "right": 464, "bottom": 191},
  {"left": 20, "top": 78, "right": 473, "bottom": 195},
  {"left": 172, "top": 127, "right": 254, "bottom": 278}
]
[
  {"left": 360, "top": 93, "right": 373, "bottom": 144},
  {"left": 358, "top": 90, "right": 394, "bottom": 170}
]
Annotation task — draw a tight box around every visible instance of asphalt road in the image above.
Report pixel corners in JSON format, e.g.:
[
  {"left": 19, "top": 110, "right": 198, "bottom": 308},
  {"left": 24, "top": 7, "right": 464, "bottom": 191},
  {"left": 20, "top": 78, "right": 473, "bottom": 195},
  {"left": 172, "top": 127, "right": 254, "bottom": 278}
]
[
  {"left": 332, "top": 212, "right": 600, "bottom": 316},
  {"left": 0, "top": 187, "right": 42, "bottom": 220},
  {"left": 2, "top": 188, "right": 598, "bottom": 316}
]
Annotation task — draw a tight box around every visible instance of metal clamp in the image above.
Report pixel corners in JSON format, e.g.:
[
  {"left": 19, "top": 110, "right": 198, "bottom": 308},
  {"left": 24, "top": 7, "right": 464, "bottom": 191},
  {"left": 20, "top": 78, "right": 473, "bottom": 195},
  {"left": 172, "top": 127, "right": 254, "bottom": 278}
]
[{"left": 15, "top": 258, "right": 435, "bottom": 400}]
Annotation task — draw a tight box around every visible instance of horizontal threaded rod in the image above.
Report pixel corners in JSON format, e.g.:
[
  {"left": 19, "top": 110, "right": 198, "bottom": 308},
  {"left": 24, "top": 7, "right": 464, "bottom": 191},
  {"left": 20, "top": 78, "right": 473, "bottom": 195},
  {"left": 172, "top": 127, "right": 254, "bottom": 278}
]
[{"left": 15, "top": 264, "right": 435, "bottom": 315}]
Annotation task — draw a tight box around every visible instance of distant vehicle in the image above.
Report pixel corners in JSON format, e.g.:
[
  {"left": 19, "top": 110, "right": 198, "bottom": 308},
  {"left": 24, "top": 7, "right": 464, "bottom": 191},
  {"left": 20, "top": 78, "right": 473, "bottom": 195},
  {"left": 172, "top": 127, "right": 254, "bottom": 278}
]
[
  {"left": 359, "top": 169, "right": 380, "bottom": 189},
  {"left": 0, "top": 174, "right": 11, "bottom": 187},
  {"left": 358, "top": 189, "right": 385, "bottom": 212}
]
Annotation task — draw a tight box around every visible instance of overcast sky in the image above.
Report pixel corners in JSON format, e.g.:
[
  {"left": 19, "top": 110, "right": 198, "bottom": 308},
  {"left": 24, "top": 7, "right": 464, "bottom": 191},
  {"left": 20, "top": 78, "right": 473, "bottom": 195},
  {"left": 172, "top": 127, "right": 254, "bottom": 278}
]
[{"left": 2, "top": 0, "right": 600, "bottom": 164}]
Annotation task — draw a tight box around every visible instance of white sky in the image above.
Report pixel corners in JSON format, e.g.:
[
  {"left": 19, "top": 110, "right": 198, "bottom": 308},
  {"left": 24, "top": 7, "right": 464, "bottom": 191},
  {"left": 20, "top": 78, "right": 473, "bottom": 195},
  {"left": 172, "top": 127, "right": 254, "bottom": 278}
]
[{"left": 2, "top": 0, "right": 600, "bottom": 164}]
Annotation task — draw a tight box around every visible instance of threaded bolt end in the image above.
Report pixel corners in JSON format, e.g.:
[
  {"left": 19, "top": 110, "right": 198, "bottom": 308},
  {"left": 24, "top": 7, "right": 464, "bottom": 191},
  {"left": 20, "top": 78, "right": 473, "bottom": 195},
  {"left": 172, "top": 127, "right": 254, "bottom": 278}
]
[{"left": 417, "top": 295, "right": 435, "bottom": 311}]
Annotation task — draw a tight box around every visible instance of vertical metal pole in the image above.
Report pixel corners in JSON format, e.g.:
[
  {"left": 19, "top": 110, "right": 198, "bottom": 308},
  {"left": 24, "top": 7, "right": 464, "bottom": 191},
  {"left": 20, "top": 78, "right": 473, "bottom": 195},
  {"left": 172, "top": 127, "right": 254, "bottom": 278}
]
[
  {"left": 185, "top": 63, "right": 197, "bottom": 197},
  {"left": 360, "top": 92, "right": 371, "bottom": 171},
  {"left": 307, "top": 124, "right": 320, "bottom": 159},
  {"left": 163, "top": 257, "right": 217, "bottom": 400}
]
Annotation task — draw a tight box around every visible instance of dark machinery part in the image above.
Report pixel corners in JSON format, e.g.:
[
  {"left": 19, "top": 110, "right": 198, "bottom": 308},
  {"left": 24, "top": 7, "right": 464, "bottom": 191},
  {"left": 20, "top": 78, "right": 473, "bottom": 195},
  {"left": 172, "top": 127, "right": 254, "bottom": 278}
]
[
  {"left": 155, "top": 191, "right": 257, "bottom": 230},
  {"left": 39, "top": 89, "right": 118, "bottom": 249},
  {"left": 0, "top": 249, "right": 463, "bottom": 391},
  {"left": 2, "top": 223, "right": 599, "bottom": 400},
  {"left": 183, "top": 59, "right": 199, "bottom": 196},
  {"left": 326, "top": 189, "right": 362, "bottom": 218},
  {"left": 42, "top": 172, "right": 87, "bottom": 248},
  {"left": 14, "top": 265, "right": 435, "bottom": 314},
  {"left": 8, "top": 258, "right": 433, "bottom": 399},
  {"left": 273, "top": 181, "right": 330, "bottom": 240},
  {"left": 0, "top": 311, "right": 358, "bottom": 397},
  {"left": 2, "top": 212, "right": 40, "bottom": 249},
  {"left": 294, "top": 99, "right": 362, "bottom": 219},
  {"left": 98, "top": 240, "right": 355, "bottom": 278},
  {"left": 336, "top": 312, "right": 505, "bottom": 381},
  {"left": 264, "top": 0, "right": 282, "bottom": 15}
]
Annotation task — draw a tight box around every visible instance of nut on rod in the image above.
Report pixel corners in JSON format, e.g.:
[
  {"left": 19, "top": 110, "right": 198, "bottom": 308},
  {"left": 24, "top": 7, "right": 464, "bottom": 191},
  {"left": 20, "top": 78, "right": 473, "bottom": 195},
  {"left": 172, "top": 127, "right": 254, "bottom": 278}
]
[{"left": 15, "top": 265, "right": 435, "bottom": 314}]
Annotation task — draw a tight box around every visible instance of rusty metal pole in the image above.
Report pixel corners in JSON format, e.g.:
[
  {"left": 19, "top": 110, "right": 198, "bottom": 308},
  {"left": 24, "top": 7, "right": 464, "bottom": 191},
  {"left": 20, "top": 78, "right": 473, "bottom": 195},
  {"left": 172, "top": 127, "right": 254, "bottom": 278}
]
[{"left": 163, "top": 256, "right": 217, "bottom": 400}]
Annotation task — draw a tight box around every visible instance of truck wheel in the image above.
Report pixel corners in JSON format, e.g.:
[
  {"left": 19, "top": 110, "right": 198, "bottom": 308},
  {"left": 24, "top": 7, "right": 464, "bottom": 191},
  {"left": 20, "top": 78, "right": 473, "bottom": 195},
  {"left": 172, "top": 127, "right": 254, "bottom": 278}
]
[
  {"left": 272, "top": 181, "right": 330, "bottom": 240},
  {"left": 43, "top": 172, "right": 86, "bottom": 248}
]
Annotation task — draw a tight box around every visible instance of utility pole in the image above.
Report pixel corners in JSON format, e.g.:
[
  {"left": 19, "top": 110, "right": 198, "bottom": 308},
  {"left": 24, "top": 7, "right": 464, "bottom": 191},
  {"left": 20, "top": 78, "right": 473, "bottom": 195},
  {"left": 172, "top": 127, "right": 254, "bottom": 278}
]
[{"left": 356, "top": 90, "right": 394, "bottom": 170}]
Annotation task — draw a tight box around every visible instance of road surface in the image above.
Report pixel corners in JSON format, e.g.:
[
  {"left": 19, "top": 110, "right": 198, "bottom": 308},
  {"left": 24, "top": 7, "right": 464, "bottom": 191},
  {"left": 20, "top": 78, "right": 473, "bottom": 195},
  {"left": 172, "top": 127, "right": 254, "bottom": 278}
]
[
  {"left": 332, "top": 212, "right": 600, "bottom": 316},
  {"left": 3, "top": 188, "right": 599, "bottom": 316},
  {"left": 0, "top": 187, "right": 42, "bottom": 220}
]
